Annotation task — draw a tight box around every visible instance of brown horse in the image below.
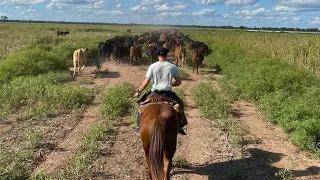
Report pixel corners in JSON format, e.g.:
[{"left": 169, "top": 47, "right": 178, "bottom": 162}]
[{"left": 139, "top": 95, "right": 180, "bottom": 179}]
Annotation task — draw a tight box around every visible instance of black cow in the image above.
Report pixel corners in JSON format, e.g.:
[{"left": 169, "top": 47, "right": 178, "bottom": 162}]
[{"left": 57, "top": 31, "right": 70, "bottom": 37}]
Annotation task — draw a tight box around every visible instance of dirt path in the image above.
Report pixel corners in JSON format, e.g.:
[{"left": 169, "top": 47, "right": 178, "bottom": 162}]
[
  {"left": 231, "top": 101, "right": 320, "bottom": 180},
  {"left": 36, "top": 61, "right": 146, "bottom": 174},
  {"left": 172, "top": 71, "right": 238, "bottom": 180},
  {"left": 36, "top": 63, "right": 319, "bottom": 179},
  {"left": 87, "top": 68, "right": 235, "bottom": 180}
]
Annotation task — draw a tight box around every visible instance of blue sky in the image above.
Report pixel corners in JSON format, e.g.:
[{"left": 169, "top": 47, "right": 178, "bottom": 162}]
[{"left": 1, "top": 0, "right": 320, "bottom": 28}]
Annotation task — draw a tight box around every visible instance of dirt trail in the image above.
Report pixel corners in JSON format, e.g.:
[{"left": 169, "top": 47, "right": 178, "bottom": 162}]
[
  {"left": 231, "top": 101, "right": 320, "bottom": 180},
  {"left": 172, "top": 71, "right": 237, "bottom": 180},
  {"left": 36, "top": 62, "right": 319, "bottom": 179},
  {"left": 36, "top": 62, "right": 146, "bottom": 174}
]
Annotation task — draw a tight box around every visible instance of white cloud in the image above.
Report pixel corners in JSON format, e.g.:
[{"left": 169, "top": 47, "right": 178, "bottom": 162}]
[
  {"left": 225, "top": 0, "right": 258, "bottom": 6},
  {"left": 279, "top": 0, "right": 320, "bottom": 12},
  {"left": 27, "top": 9, "right": 36, "bottom": 12},
  {"left": 141, "top": 0, "right": 166, "bottom": 5},
  {"left": 154, "top": 3, "right": 187, "bottom": 11},
  {"left": 131, "top": 5, "right": 146, "bottom": 11},
  {"left": 192, "top": 9, "right": 216, "bottom": 16},
  {"left": 234, "top": 8, "right": 273, "bottom": 17},
  {"left": 116, "top": 3, "right": 122, "bottom": 8},
  {"left": 310, "top": 17, "right": 320, "bottom": 25},
  {"left": 20, "top": 8, "right": 36, "bottom": 16},
  {"left": 47, "top": 0, "right": 107, "bottom": 10},
  {"left": 110, "top": 10, "right": 124, "bottom": 15},
  {"left": 0, "top": 0, "right": 45, "bottom": 5},
  {"left": 280, "top": 0, "right": 320, "bottom": 6},
  {"left": 192, "top": 0, "right": 223, "bottom": 5},
  {"left": 223, "top": 13, "right": 230, "bottom": 18},
  {"left": 273, "top": 5, "right": 297, "bottom": 12},
  {"left": 293, "top": 17, "right": 300, "bottom": 21},
  {"left": 160, "top": 12, "right": 185, "bottom": 17},
  {"left": 193, "top": 0, "right": 257, "bottom": 6}
]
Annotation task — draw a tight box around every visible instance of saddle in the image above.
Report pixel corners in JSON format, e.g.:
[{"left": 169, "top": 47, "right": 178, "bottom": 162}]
[{"left": 138, "top": 94, "right": 180, "bottom": 115}]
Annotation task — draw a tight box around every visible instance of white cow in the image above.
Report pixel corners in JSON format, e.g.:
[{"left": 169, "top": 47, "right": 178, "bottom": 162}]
[{"left": 73, "top": 48, "right": 88, "bottom": 77}]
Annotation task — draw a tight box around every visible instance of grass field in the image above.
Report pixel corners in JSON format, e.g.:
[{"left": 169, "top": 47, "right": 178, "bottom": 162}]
[
  {"left": 183, "top": 28, "right": 320, "bottom": 157},
  {"left": 0, "top": 22, "right": 320, "bottom": 179}
]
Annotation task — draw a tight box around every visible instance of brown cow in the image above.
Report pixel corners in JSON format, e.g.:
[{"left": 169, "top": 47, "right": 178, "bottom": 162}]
[
  {"left": 130, "top": 45, "right": 142, "bottom": 65},
  {"left": 174, "top": 45, "right": 186, "bottom": 67},
  {"left": 192, "top": 50, "right": 204, "bottom": 73},
  {"left": 73, "top": 48, "right": 88, "bottom": 77}
]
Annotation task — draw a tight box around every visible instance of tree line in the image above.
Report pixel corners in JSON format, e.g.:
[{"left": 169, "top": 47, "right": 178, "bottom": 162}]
[{"left": 0, "top": 19, "right": 319, "bottom": 32}]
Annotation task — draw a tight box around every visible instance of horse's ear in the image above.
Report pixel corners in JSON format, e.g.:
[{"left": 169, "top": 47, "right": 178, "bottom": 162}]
[{"left": 173, "top": 104, "right": 180, "bottom": 112}]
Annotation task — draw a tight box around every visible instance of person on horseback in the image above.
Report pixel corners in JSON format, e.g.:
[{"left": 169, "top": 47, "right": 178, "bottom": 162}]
[{"left": 134, "top": 47, "right": 188, "bottom": 135}]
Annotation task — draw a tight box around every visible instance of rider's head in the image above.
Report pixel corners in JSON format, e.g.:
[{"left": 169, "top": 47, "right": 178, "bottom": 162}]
[{"left": 155, "top": 47, "right": 170, "bottom": 61}]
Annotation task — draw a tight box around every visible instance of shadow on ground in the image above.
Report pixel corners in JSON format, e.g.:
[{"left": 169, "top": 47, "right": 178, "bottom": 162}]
[{"left": 172, "top": 148, "right": 320, "bottom": 180}]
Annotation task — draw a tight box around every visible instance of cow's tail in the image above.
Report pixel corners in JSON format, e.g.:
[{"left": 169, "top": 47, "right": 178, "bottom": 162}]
[{"left": 149, "top": 118, "right": 166, "bottom": 180}]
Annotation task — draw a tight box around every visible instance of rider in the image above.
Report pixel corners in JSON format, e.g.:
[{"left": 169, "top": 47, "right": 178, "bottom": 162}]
[{"left": 134, "top": 47, "right": 187, "bottom": 135}]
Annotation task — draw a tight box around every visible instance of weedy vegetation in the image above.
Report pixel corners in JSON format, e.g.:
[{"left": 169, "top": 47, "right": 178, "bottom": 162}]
[
  {"left": 185, "top": 28, "right": 320, "bottom": 157},
  {"left": 192, "top": 82, "right": 248, "bottom": 146},
  {"left": 100, "top": 82, "right": 135, "bottom": 119}
]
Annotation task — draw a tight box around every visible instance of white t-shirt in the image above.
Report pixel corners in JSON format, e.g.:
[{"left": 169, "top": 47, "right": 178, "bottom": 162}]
[{"left": 146, "top": 61, "right": 180, "bottom": 92}]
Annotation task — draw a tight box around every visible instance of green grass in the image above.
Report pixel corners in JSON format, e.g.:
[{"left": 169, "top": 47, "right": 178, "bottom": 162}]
[
  {"left": 191, "top": 82, "right": 249, "bottom": 147},
  {"left": 192, "top": 82, "right": 230, "bottom": 119},
  {"left": 275, "top": 169, "right": 294, "bottom": 180},
  {"left": 173, "top": 156, "right": 189, "bottom": 168},
  {"left": 178, "top": 68, "right": 190, "bottom": 80},
  {"left": 53, "top": 121, "right": 113, "bottom": 179},
  {"left": 184, "top": 29, "right": 320, "bottom": 157},
  {"left": 25, "top": 130, "right": 44, "bottom": 149},
  {"left": 0, "top": 72, "right": 94, "bottom": 121},
  {"left": 174, "top": 86, "right": 186, "bottom": 104},
  {"left": 0, "top": 145, "right": 32, "bottom": 180},
  {"left": 0, "top": 47, "right": 69, "bottom": 83},
  {"left": 77, "top": 76, "right": 95, "bottom": 85},
  {"left": 100, "top": 82, "right": 135, "bottom": 119},
  {"left": 30, "top": 170, "right": 52, "bottom": 180}
]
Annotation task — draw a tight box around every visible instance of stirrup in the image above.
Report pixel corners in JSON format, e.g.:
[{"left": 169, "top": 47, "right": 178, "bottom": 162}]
[{"left": 178, "top": 128, "right": 186, "bottom": 135}]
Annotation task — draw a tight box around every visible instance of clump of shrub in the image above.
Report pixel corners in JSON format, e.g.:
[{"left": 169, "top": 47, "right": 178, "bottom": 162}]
[
  {"left": 0, "top": 47, "right": 69, "bottom": 83},
  {"left": 0, "top": 145, "right": 32, "bottom": 180},
  {"left": 192, "top": 82, "right": 230, "bottom": 119},
  {"left": 0, "top": 72, "right": 93, "bottom": 120},
  {"left": 100, "top": 82, "right": 135, "bottom": 119},
  {"left": 55, "top": 121, "right": 113, "bottom": 179}
]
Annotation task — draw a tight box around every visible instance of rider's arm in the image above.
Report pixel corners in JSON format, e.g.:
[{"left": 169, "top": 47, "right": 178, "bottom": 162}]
[
  {"left": 172, "top": 66, "right": 181, "bottom": 87},
  {"left": 137, "top": 78, "right": 151, "bottom": 93},
  {"left": 172, "top": 76, "right": 181, "bottom": 86}
]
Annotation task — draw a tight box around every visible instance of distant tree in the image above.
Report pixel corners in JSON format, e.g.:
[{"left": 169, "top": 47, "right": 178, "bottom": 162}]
[{"left": 1, "top": 16, "right": 8, "bottom": 21}]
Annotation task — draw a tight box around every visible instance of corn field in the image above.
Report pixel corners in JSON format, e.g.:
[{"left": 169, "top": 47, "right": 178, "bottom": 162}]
[{"left": 184, "top": 29, "right": 320, "bottom": 75}]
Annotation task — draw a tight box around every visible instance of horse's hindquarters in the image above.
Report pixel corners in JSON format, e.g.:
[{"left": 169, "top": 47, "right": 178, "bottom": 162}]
[{"left": 140, "top": 103, "right": 178, "bottom": 180}]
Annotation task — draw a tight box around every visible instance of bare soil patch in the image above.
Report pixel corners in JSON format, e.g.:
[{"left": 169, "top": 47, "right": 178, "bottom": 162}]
[
  {"left": 36, "top": 61, "right": 146, "bottom": 174},
  {"left": 231, "top": 101, "right": 320, "bottom": 180}
]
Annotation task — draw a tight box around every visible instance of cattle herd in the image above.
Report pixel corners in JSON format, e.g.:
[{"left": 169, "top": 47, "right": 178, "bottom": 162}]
[
  {"left": 97, "top": 29, "right": 210, "bottom": 73},
  {"left": 68, "top": 29, "right": 210, "bottom": 76}
]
